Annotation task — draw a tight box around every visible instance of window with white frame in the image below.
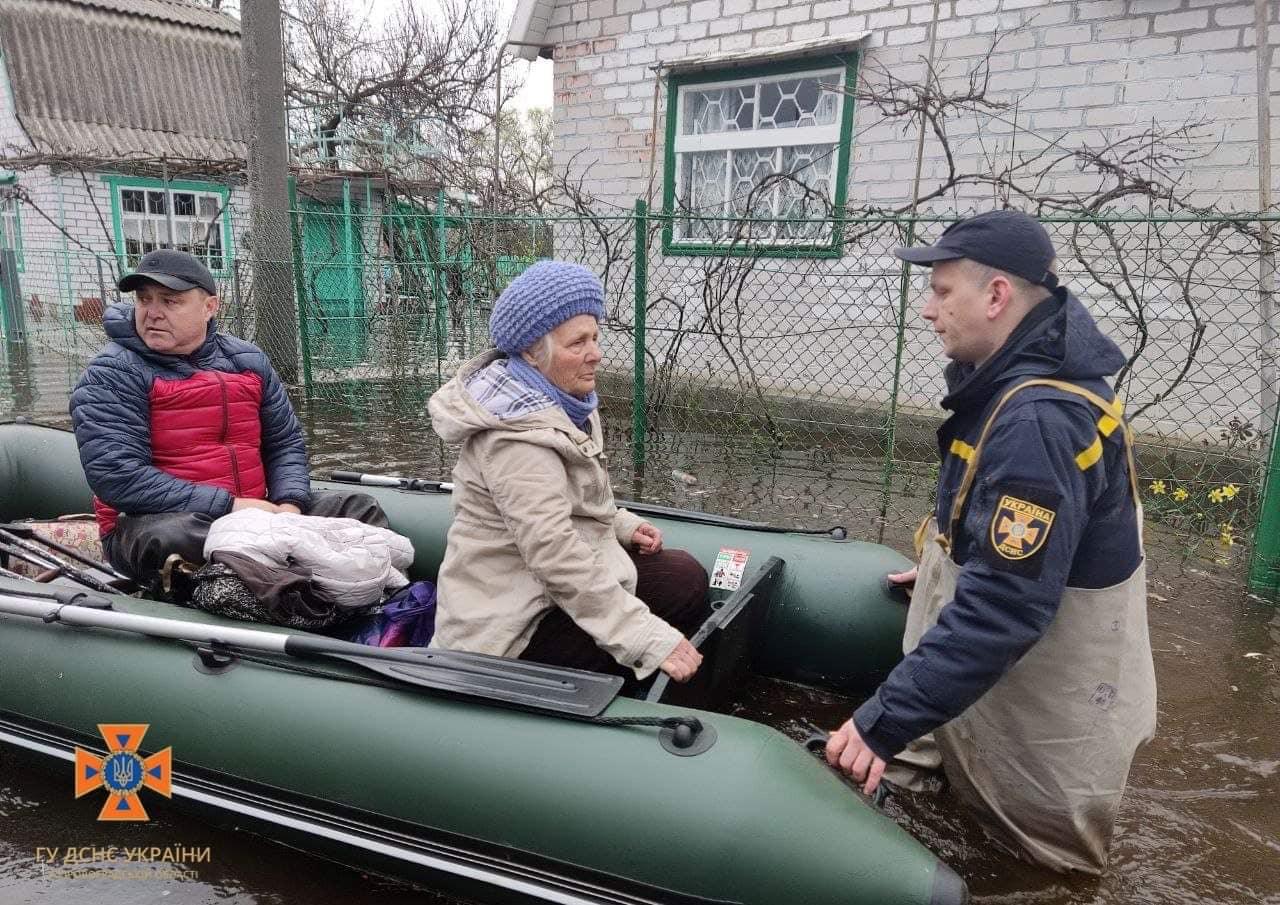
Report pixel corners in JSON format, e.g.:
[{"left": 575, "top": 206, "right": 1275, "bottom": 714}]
[
  {"left": 117, "top": 185, "right": 227, "bottom": 272},
  {"left": 666, "top": 59, "right": 855, "bottom": 252}
]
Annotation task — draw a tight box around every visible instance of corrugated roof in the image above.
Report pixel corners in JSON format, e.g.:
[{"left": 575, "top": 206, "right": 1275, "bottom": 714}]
[
  {"left": 0, "top": 0, "right": 245, "bottom": 162},
  {"left": 58, "top": 0, "right": 239, "bottom": 34}
]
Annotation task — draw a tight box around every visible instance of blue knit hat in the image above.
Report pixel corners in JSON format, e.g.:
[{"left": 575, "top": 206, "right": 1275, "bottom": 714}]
[{"left": 489, "top": 261, "right": 606, "bottom": 355}]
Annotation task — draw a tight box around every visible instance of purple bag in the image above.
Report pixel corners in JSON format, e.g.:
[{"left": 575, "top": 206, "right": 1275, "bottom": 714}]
[{"left": 344, "top": 580, "right": 437, "bottom": 648}]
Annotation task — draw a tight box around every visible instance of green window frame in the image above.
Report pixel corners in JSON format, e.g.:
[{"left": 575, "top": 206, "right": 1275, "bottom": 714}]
[
  {"left": 0, "top": 180, "right": 24, "bottom": 273},
  {"left": 104, "top": 176, "right": 233, "bottom": 277},
  {"left": 662, "top": 52, "right": 859, "bottom": 258}
]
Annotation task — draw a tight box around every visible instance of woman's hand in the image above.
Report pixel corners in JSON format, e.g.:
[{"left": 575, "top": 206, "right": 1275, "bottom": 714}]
[
  {"left": 887, "top": 567, "right": 918, "bottom": 587},
  {"left": 232, "top": 498, "right": 284, "bottom": 513},
  {"left": 631, "top": 522, "right": 663, "bottom": 555},
  {"left": 659, "top": 637, "right": 702, "bottom": 682}
]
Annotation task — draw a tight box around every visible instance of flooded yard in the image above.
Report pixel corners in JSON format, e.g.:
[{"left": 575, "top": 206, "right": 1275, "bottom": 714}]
[{"left": 1, "top": 344, "right": 1277, "bottom": 904}]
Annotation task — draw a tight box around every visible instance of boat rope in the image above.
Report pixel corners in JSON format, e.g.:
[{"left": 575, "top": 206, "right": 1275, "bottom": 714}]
[
  {"left": 185, "top": 642, "right": 405, "bottom": 690},
  {"left": 583, "top": 714, "right": 701, "bottom": 733},
  {"left": 185, "top": 642, "right": 709, "bottom": 746}
]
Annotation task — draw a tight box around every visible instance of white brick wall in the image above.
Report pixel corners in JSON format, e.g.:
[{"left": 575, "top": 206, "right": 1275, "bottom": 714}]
[
  {"left": 544, "top": 0, "right": 1280, "bottom": 441},
  {"left": 10, "top": 168, "right": 257, "bottom": 329},
  {"left": 549, "top": 0, "right": 1277, "bottom": 210}
]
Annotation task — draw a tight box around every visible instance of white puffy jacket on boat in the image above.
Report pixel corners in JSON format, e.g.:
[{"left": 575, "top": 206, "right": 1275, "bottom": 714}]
[{"left": 204, "top": 509, "right": 414, "bottom": 610}]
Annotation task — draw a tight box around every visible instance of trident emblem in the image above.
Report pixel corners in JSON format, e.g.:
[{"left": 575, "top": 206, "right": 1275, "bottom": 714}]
[{"left": 74, "top": 724, "right": 172, "bottom": 821}]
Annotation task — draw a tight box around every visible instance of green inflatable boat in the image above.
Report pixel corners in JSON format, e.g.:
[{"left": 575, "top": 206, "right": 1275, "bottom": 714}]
[{"left": 0, "top": 423, "right": 966, "bottom": 905}]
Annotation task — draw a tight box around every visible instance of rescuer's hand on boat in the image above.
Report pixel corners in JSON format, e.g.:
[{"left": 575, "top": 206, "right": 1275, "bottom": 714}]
[
  {"left": 660, "top": 637, "right": 702, "bottom": 682},
  {"left": 631, "top": 523, "right": 663, "bottom": 555},
  {"left": 825, "top": 719, "right": 886, "bottom": 795}
]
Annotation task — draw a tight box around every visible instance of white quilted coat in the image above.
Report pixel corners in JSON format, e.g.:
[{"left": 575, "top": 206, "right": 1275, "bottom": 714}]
[{"left": 204, "top": 509, "right": 414, "bottom": 610}]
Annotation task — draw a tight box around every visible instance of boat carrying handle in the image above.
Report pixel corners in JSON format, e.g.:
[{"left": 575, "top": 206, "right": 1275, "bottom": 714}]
[{"left": 798, "top": 721, "right": 894, "bottom": 808}]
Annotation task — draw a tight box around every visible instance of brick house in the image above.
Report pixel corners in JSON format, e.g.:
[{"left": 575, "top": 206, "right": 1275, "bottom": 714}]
[
  {"left": 507, "top": 0, "right": 1279, "bottom": 443},
  {"left": 0, "top": 0, "right": 430, "bottom": 374},
  {"left": 0, "top": 0, "right": 252, "bottom": 339},
  {"left": 510, "top": 0, "right": 1274, "bottom": 214}
]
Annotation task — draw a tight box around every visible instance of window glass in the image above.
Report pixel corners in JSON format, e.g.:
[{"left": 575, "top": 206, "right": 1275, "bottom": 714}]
[
  {"left": 670, "top": 65, "right": 848, "bottom": 248},
  {"left": 117, "top": 184, "right": 228, "bottom": 272}
]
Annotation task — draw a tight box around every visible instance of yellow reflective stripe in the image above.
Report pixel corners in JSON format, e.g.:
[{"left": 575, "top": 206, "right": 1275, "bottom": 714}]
[
  {"left": 1080, "top": 408, "right": 1122, "bottom": 469},
  {"left": 949, "top": 439, "right": 975, "bottom": 461},
  {"left": 1075, "top": 436, "right": 1104, "bottom": 470},
  {"left": 944, "top": 378, "right": 1140, "bottom": 545}
]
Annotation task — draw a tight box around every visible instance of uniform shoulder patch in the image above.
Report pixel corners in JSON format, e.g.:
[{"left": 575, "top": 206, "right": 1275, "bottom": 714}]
[{"left": 982, "top": 482, "right": 1063, "bottom": 578}]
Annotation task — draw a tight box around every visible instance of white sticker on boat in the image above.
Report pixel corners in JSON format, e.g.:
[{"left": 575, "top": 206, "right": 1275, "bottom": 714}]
[{"left": 710, "top": 547, "right": 749, "bottom": 591}]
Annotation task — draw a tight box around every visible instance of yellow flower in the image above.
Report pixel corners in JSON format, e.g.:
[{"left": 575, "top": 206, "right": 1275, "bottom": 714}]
[
  {"left": 1219, "top": 525, "right": 1235, "bottom": 547},
  {"left": 1172, "top": 487, "right": 1189, "bottom": 501},
  {"left": 1209, "top": 488, "right": 1224, "bottom": 504},
  {"left": 1222, "top": 484, "right": 1239, "bottom": 500},
  {"left": 1149, "top": 480, "right": 1166, "bottom": 495}
]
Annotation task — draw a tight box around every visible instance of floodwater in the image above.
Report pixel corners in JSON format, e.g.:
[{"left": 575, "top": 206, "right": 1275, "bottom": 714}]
[{"left": 1, "top": 345, "right": 1278, "bottom": 905}]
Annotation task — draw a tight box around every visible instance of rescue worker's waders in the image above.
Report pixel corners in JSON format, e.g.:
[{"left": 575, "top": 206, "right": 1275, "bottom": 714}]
[{"left": 889, "top": 379, "right": 1158, "bottom": 874}]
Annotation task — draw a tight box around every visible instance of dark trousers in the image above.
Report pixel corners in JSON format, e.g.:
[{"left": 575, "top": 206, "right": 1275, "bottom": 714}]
[
  {"left": 103, "top": 492, "right": 388, "bottom": 585},
  {"left": 518, "top": 548, "right": 711, "bottom": 682}
]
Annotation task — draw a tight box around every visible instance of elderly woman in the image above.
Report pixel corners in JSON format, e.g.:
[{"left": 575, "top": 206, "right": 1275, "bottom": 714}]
[{"left": 428, "top": 261, "right": 709, "bottom": 685}]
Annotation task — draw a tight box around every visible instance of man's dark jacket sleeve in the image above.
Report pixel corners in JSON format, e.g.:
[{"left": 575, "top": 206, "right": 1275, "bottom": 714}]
[
  {"left": 255, "top": 358, "right": 311, "bottom": 507},
  {"left": 853, "top": 400, "right": 1103, "bottom": 761},
  {"left": 69, "top": 354, "right": 234, "bottom": 518}
]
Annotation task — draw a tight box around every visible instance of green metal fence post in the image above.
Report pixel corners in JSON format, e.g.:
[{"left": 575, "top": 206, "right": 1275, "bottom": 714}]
[
  {"left": 633, "top": 199, "right": 648, "bottom": 477},
  {"left": 1249, "top": 408, "right": 1280, "bottom": 599},
  {"left": 286, "top": 176, "right": 313, "bottom": 394},
  {"left": 342, "top": 177, "right": 356, "bottom": 325},
  {"left": 877, "top": 217, "right": 917, "bottom": 544},
  {"left": 435, "top": 189, "right": 448, "bottom": 385}
]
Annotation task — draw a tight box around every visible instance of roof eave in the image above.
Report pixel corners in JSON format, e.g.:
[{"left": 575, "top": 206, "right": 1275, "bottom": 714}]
[
  {"left": 506, "top": 0, "right": 555, "bottom": 61},
  {"left": 661, "top": 32, "right": 872, "bottom": 76}
]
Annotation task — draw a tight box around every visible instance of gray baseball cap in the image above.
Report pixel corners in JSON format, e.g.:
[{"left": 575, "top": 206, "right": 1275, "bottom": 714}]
[{"left": 118, "top": 249, "right": 217, "bottom": 296}]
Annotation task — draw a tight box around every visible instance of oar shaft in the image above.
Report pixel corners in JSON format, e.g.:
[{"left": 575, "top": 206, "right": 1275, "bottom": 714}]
[
  {"left": 327, "top": 472, "right": 453, "bottom": 493},
  {"left": 0, "top": 533, "right": 118, "bottom": 593},
  {"left": 0, "top": 594, "right": 540, "bottom": 674},
  {"left": 0, "top": 591, "right": 622, "bottom": 716},
  {"left": 0, "top": 593, "right": 290, "bottom": 653},
  {"left": 330, "top": 471, "right": 404, "bottom": 487},
  {"left": 0, "top": 526, "right": 129, "bottom": 580}
]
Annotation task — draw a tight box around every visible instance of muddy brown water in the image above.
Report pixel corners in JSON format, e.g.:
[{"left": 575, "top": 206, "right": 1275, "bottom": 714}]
[{"left": 1, "top": 349, "right": 1277, "bottom": 904}]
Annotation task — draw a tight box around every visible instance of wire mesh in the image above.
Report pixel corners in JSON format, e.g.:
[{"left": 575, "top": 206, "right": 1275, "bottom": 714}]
[{"left": 1, "top": 191, "right": 1273, "bottom": 550}]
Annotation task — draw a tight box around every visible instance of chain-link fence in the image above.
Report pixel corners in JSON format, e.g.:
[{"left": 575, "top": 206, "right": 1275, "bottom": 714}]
[
  {"left": 1, "top": 189, "right": 1275, "bottom": 558},
  {"left": 344, "top": 206, "right": 1274, "bottom": 549}
]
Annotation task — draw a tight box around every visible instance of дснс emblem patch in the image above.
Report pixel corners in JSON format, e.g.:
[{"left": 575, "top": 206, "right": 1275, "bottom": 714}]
[{"left": 990, "top": 494, "right": 1056, "bottom": 560}]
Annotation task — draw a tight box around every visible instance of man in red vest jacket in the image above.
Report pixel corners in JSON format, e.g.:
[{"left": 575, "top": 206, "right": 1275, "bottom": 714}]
[{"left": 69, "top": 249, "right": 383, "bottom": 586}]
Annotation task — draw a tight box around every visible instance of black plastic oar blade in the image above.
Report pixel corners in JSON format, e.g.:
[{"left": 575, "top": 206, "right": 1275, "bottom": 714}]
[{"left": 291, "top": 641, "right": 623, "bottom": 718}]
